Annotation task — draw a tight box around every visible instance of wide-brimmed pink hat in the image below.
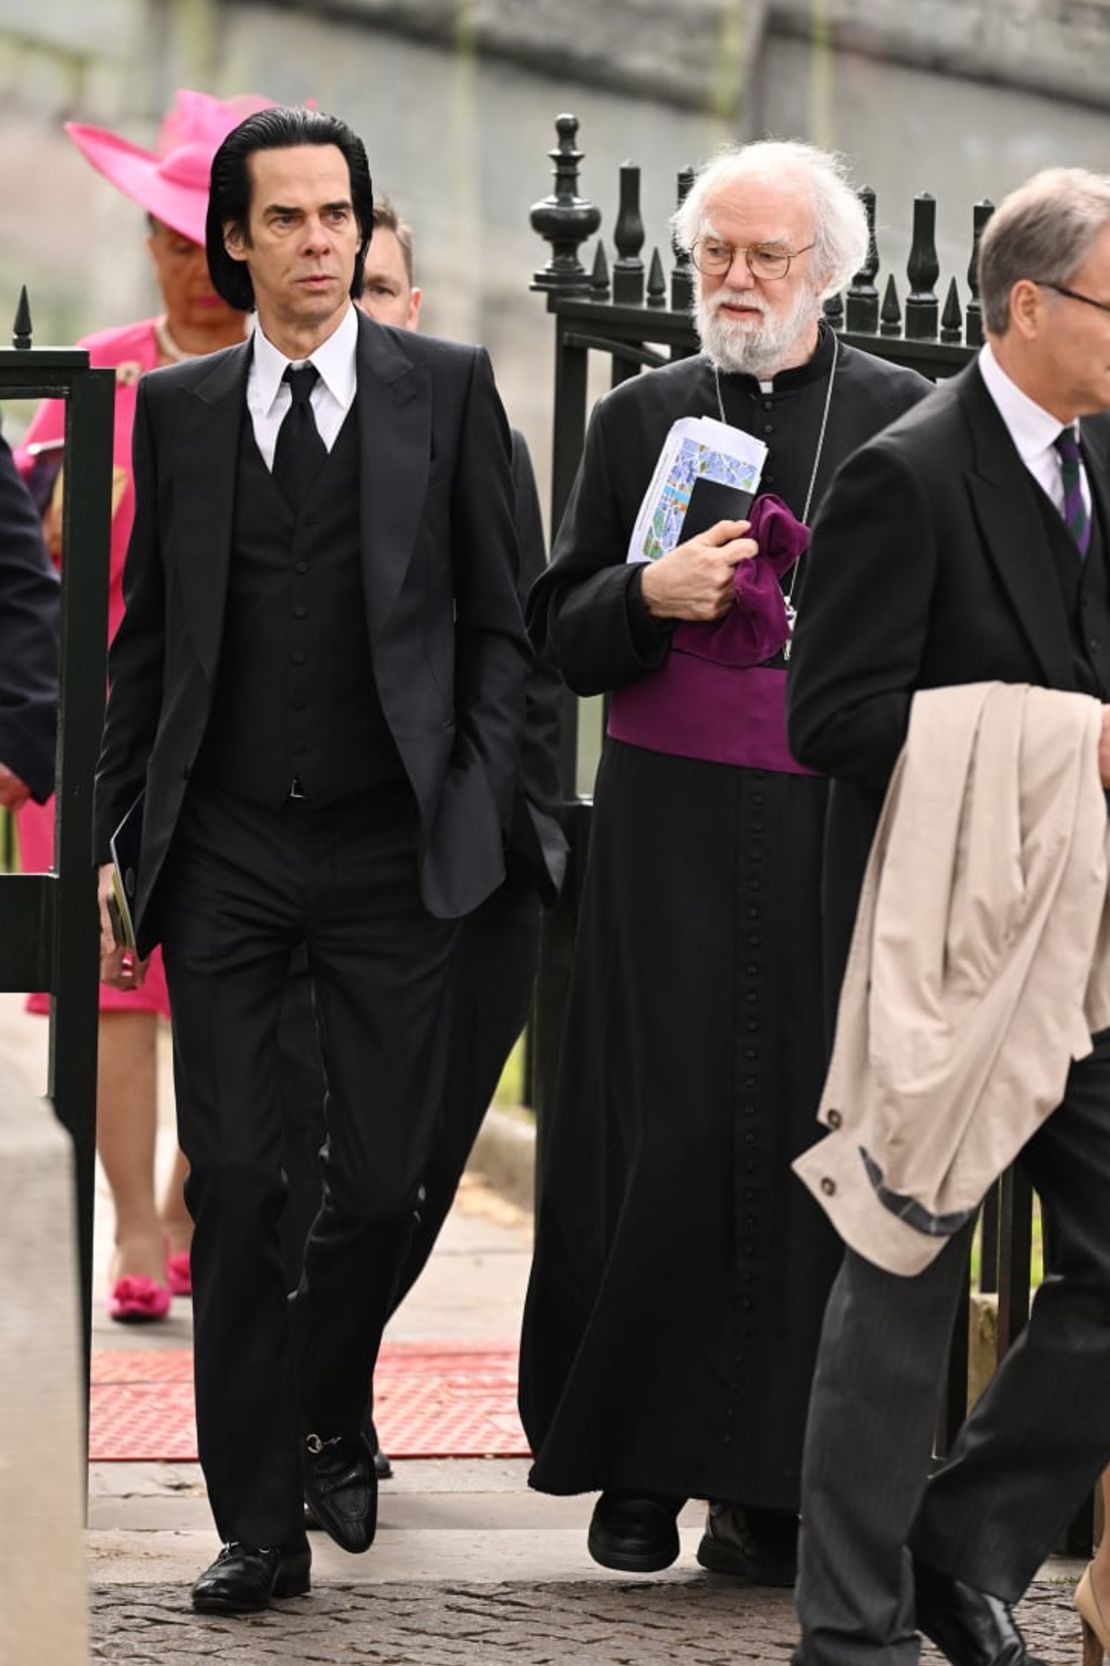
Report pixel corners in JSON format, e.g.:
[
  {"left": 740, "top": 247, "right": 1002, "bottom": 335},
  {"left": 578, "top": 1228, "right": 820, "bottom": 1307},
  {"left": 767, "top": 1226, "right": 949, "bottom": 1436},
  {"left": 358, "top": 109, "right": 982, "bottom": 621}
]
[{"left": 65, "top": 89, "right": 273, "bottom": 247}]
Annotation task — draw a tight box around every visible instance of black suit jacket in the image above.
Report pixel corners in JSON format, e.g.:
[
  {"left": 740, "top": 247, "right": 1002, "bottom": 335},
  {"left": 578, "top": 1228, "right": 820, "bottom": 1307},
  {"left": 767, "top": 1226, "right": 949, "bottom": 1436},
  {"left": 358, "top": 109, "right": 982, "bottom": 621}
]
[
  {"left": 787, "top": 360, "right": 1110, "bottom": 991},
  {"left": 0, "top": 426, "right": 59, "bottom": 804},
  {"left": 507, "top": 430, "right": 567, "bottom": 903},
  {"left": 94, "top": 310, "right": 528, "bottom": 952}
]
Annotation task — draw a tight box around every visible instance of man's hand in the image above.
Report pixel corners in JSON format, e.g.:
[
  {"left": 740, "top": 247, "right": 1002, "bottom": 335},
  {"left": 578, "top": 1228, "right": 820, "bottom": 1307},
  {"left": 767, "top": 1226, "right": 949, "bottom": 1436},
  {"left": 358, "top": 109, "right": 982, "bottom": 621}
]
[
  {"left": 1100, "top": 708, "right": 1110, "bottom": 789},
  {"left": 640, "top": 519, "right": 758, "bottom": 622},
  {"left": 0, "top": 761, "right": 31, "bottom": 813},
  {"left": 97, "top": 861, "right": 148, "bottom": 990}
]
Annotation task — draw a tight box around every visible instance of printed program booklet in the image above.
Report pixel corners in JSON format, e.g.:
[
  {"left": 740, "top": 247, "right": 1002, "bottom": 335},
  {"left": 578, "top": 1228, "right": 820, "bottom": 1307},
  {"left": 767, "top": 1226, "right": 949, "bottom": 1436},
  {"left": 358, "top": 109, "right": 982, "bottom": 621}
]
[{"left": 627, "top": 416, "right": 767, "bottom": 564}]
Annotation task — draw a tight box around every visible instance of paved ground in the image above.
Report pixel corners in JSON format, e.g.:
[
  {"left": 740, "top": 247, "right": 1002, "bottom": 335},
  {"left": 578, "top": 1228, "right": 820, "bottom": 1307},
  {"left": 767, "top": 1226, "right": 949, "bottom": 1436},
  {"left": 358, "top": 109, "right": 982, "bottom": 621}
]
[
  {"left": 0, "top": 993, "right": 1094, "bottom": 1664},
  {"left": 85, "top": 1577, "right": 1087, "bottom": 1665}
]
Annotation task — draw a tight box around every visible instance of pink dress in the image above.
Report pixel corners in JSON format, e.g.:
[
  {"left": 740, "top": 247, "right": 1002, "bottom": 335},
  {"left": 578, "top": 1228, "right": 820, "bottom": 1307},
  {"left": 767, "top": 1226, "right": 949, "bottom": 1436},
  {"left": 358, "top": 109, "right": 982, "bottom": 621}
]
[{"left": 15, "top": 318, "right": 170, "bottom": 1017}]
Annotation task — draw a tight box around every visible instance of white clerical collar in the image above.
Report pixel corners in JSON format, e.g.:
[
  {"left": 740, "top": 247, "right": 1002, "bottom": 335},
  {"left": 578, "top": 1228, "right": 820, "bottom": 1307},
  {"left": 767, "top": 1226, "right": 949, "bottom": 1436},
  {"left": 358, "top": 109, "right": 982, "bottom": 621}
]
[
  {"left": 978, "top": 340, "right": 1073, "bottom": 470},
  {"left": 252, "top": 302, "right": 358, "bottom": 415}
]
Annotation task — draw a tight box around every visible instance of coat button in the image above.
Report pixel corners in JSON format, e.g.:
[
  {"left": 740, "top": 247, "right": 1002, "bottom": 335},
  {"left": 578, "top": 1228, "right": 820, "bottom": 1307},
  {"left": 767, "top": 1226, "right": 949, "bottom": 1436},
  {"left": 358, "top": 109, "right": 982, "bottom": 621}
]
[
  {"left": 821, "top": 1177, "right": 836, "bottom": 1196},
  {"left": 827, "top": 1109, "right": 842, "bottom": 1129}
]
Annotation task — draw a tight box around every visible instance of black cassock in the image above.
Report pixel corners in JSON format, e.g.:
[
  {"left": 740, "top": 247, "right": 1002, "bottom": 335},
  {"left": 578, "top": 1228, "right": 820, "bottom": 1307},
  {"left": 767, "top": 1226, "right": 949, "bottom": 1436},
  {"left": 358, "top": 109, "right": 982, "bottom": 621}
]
[{"left": 520, "top": 327, "right": 928, "bottom": 1509}]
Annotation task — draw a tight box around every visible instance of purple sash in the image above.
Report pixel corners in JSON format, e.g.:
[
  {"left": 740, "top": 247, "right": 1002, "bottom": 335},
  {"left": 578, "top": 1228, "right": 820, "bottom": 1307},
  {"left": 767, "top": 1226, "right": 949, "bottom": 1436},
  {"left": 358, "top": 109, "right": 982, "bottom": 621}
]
[{"left": 607, "top": 494, "right": 821, "bottom": 777}]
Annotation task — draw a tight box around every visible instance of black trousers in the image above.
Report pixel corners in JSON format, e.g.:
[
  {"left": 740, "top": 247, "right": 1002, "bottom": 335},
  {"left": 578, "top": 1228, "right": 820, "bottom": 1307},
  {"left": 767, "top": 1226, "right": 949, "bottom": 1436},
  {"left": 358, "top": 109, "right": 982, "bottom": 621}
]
[
  {"left": 158, "top": 781, "right": 457, "bottom": 1549},
  {"left": 278, "top": 867, "right": 541, "bottom": 1308},
  {"left": 795, "top": 1034, "right": 1110, "bottom": 1665}
]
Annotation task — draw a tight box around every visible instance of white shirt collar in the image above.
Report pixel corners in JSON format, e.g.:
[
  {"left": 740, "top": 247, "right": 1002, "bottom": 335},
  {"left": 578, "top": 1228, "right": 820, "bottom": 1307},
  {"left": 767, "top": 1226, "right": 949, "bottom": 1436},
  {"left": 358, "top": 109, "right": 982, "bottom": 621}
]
[
  {"left": 978, "top": 340, "right": 1071, "bottom": 466},
  {"left": 251, "top": 302, "right": 358, "bottom": 414}
]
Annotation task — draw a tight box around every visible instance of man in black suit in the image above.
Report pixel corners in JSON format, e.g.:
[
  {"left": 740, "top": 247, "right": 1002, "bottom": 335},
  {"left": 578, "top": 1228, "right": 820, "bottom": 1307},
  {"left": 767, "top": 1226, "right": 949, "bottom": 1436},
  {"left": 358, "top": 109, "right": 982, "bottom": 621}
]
[
  {"left": 278, "top": 199, "right": 565, "bottom": 1418},
  {"left": 94, "top": 106, "right": 526, "bottom": 1613},
  {"left": 787, "top": 167, "right": 1110, "bottom": 1666},
  {"left": 0, "top": 425, "right": 58, "bottom": 813}
]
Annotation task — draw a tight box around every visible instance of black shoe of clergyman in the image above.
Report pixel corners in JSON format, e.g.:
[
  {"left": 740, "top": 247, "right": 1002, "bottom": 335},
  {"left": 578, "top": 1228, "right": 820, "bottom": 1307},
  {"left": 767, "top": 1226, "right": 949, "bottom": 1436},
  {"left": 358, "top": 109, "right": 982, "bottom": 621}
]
[
  {"left": 587, "top": 1491, "right": 683, "bottom": 1573},
  {"left": 302, "top": 1429, "right": 378, "bottom": 1553},
  {"left": 695, "top": 1502, "right": 798, "bottom": 1587},
  {"left": 913, "top": 1557, "right": 1048, "bottom": 1666},
  {"left": 191, "top": 1539, "right": 311, "bottom": 1614}
]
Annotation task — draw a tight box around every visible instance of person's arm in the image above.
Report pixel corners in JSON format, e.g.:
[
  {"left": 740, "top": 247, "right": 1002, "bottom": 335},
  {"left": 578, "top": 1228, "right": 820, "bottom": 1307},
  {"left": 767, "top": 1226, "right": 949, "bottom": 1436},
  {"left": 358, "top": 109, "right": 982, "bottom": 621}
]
[
  {"left": 509, "top": 432, "right": 563, "bottom": 816},
  {"left": 94, "top": 378, "right": 166, "bottom": 859},
  {"left": 787, "top": 435, "right": 937, "bottom": 794},
  {"left": 94, "top": 379, "right": 168, "bottom": 985},
  {"left": 449, "top": 349, "right": 529, "bottom": 830},
  {"left": 0, "top": 430, "right": 60, "bottom": 806},
  {"left": 527, "top": 397, "right": 753, "bottom": 696}
]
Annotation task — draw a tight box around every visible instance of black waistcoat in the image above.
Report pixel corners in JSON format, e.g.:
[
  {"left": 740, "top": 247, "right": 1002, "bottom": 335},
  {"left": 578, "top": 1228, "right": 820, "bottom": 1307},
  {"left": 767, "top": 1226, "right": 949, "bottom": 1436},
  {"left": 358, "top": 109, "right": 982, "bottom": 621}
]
[
  {"left": 194, "top": 406, "right": 404, "bottom": 806},
  {"left": 1032, "top": 472, "right": 1110, "bottom": 700}
]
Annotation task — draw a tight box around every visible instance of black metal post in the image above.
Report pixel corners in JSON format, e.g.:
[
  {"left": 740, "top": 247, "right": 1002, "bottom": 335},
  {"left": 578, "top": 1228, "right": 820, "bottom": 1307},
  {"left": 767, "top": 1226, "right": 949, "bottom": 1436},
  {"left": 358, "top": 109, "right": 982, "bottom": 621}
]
[
  {"left": 965, "top": 199, "right": 995, "bottom": 349},
  {"left": 905, "top": 192, "right": 940, "bottom": 341}
]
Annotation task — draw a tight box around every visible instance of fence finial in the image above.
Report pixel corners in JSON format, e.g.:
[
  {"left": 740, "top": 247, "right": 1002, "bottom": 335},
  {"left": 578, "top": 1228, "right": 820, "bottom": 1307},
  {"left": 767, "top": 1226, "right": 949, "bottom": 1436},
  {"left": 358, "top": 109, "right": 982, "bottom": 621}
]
[
  {"left": 12, "top": 286, "right": 32, "bottom": 350},
  {"left": 530, "top": 114, "right": 601, "bottom": 294}
]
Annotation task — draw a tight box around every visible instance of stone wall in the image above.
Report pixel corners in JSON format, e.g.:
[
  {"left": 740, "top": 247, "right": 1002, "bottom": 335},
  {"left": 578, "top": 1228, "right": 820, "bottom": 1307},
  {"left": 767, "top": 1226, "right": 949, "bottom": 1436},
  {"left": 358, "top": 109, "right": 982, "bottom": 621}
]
[
  {"left": 274, "top": 0, "right": 1110, "bottom": 113},
  {"left": 772, "top": 0, "right": 1110, "bottom": 114},
  {"left": 271, "top": 0, "right": 768, "bottom": 111}
]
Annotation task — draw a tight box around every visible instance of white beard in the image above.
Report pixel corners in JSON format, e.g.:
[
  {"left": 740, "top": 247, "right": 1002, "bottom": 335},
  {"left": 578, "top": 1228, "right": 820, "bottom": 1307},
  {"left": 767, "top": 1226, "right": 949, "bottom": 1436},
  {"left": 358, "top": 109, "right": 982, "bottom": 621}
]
[{"left": 695, "top": 283, "right": 821, "bottom": 379}]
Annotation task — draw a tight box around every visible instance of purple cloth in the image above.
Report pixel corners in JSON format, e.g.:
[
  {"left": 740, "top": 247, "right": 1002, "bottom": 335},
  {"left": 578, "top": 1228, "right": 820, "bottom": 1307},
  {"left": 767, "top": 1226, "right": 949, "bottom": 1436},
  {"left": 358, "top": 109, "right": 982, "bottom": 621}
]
[{"left": 607, "top": 494, "right": 821, "bottom": 776}]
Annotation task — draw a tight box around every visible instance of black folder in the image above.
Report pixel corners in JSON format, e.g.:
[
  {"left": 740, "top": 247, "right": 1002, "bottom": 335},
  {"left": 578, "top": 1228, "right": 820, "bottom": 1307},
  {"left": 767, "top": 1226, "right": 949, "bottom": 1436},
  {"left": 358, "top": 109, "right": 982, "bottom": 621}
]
[{"left": 107, "top": 791, "right": 144, "bottom": 950}]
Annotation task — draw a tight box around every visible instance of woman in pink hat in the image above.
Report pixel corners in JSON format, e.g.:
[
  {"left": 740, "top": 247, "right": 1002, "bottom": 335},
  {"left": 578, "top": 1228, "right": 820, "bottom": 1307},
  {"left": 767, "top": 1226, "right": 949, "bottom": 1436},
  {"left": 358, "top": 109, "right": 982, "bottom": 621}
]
[{"left": 16, "top": 89, "right": 270, "bottom": 1322}]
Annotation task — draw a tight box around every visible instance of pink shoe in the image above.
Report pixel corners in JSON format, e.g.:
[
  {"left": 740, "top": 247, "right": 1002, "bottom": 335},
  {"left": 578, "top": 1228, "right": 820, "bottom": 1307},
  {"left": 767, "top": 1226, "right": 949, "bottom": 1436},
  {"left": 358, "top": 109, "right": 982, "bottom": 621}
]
[
  {"left": 166, "top": 1250, "right": 192, "bottom": 1299},
  {"left": 107, "top": 1275, "right": 172, "bottom": 1323}
]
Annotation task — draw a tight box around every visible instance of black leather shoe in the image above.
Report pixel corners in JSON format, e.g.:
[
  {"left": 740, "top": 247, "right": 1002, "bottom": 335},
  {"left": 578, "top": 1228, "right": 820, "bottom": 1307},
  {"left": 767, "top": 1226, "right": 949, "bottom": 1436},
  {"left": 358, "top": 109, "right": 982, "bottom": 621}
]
[
  {"left": 302, "top": 1429, "right": 377, "bottom": 1553},
  {"left": 587, "top": 1491, "right": 683, "bottom": 1573},
  {"left": 696, "top": 1502, "right": 798, "bottom": 1586},
  {"left": 913, "top": 1557, "right": 1047, "bottom": 1665},
  {"left": 366, "top": 1414, "right": 393, "bottom": 1481},
  {"left": 191, "top": 1539, "right": 311, "bottom": 1613}
]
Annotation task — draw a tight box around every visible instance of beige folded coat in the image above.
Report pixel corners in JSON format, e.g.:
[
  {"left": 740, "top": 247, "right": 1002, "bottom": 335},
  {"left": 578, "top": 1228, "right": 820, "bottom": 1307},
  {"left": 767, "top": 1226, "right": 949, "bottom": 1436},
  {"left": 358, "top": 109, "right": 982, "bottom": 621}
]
[{"left": 794, "top": 681, "right": 1110, "bottom": 1276}]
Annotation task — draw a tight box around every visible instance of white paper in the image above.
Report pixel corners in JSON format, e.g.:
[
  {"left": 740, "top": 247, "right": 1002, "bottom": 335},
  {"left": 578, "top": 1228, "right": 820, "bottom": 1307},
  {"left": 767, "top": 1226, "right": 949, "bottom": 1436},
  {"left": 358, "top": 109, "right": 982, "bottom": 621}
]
[{"left": 626, "top": 416, "right": 767, "bottom": 563}]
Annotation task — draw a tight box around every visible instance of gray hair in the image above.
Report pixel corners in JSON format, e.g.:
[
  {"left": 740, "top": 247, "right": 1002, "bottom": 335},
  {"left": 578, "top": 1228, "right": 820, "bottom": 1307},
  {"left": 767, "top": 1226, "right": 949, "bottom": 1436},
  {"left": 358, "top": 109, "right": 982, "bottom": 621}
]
[
  {"left": 979, "top": 168, "right": 1110, "bottom": 335},
  {"left": 671, "top": 139, "right": 869, "bottom": 301}
]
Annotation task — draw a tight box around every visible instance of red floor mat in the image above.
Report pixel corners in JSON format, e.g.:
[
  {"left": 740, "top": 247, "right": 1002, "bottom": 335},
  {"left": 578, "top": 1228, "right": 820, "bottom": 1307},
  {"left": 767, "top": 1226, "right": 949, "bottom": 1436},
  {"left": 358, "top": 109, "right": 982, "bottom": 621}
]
[{"left": 90, "top": 1342, "right": 530, "bottom": 1461}]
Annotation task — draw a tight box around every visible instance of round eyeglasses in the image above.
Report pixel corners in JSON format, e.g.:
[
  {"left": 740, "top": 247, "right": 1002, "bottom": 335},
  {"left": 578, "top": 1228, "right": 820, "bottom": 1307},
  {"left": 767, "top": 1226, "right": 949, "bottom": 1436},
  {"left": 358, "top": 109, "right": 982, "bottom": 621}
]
[{"left": 690, "top": 239, "right": 816, "bottom": 281}]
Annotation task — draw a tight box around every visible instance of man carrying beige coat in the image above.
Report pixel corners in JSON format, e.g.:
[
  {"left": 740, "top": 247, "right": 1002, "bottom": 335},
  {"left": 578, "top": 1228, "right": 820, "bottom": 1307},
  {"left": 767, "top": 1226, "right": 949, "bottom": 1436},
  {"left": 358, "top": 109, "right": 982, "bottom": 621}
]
[{"left": 788, "top": 168, "right": 1110, "bottom": 1666}]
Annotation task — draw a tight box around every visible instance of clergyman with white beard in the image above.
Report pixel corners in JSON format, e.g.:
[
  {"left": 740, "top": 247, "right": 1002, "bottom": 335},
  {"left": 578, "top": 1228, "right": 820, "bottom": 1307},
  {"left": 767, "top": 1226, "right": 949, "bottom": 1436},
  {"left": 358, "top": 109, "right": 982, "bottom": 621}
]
[{"left": 518, "top": 141, "right": 930, "bottom": 1584}]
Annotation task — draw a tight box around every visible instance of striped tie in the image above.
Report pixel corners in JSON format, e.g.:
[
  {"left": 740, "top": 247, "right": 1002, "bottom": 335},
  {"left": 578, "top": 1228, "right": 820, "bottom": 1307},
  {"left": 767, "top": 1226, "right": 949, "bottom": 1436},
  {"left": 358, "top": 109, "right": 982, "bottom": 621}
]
[{"left": 1054, "top": 427, "right": 1091, "bottom": 560}]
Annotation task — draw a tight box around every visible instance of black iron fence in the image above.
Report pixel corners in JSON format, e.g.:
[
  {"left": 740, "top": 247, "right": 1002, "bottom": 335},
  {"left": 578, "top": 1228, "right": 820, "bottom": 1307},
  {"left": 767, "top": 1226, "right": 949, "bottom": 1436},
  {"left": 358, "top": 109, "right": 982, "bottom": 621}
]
[
  {"left": 524, "top": 116, "right": 1079, "bottom": 1502},
  {"left": 0, "top": 290, "right": 113, "bottom": 1413}
]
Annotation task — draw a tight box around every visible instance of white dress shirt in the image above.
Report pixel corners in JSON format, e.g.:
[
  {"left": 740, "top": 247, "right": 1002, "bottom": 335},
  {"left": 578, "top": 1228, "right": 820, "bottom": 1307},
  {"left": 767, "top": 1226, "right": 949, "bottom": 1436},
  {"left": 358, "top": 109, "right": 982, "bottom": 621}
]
[
  {"left": 978, "top": 340, "right": 1091, "bottom": 523},
  {"left": 247, "top": 302, "right": 359, "bottom": 470}
]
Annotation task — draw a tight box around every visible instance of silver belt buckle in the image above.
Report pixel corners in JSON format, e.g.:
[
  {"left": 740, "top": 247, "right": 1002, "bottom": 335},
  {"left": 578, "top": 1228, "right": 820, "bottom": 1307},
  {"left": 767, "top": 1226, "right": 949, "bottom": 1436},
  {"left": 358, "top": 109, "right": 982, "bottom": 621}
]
[{"left": 288, "top": 776, "right": 307, "bottom": 800}]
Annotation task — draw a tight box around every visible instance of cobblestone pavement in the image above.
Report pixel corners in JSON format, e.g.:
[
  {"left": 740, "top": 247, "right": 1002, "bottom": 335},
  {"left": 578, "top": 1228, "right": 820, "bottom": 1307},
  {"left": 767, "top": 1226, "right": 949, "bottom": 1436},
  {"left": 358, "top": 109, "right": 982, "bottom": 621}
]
[{"left": 90, "top": 1576, "right": 1082, "bottom": 1665}]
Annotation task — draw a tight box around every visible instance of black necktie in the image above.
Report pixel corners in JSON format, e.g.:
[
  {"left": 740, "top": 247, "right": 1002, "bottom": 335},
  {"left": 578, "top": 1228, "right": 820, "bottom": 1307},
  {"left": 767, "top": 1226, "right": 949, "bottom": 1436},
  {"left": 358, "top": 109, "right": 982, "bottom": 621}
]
[{"left": 272, "top": 363, "right": 327, "bottom": 513}]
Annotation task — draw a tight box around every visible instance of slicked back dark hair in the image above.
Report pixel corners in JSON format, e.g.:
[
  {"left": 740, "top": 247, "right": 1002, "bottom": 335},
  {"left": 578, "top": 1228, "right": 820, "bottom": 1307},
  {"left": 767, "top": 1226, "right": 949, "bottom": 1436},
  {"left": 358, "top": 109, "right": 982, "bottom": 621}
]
[{"left": 206, "top": 105, "right": 373, "bottom": 311}]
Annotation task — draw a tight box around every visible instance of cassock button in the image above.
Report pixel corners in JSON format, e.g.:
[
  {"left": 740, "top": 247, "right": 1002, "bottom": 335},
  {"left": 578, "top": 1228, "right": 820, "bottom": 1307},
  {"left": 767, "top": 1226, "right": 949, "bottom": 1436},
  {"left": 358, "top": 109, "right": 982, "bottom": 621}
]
[
  {"left": 745, "top": 991, "right": 758, "bottom": 1005},
  {"left": 1090, "top": 638, "right": 1100, "bottom": 653},
  {"left": 762, "top": 399, "right": 773, "bottom": 411},
  {"left": 821, "top": 1177, "right": 836, "bottom": 1196},
  {"left": 294, "top": 604, "right": 308, "bottom": 619},
  {"left": 763, "top": 423, "right": 774, "bottom": 435},
  {"left": 764, "top": 472, "right": 776, "bottom": 485},
  {"left": 295, "top": 560, "right": 309, "bottom": 575},
  {"left": 292, "top": 649, "right": 306, "bottom": 664}
]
